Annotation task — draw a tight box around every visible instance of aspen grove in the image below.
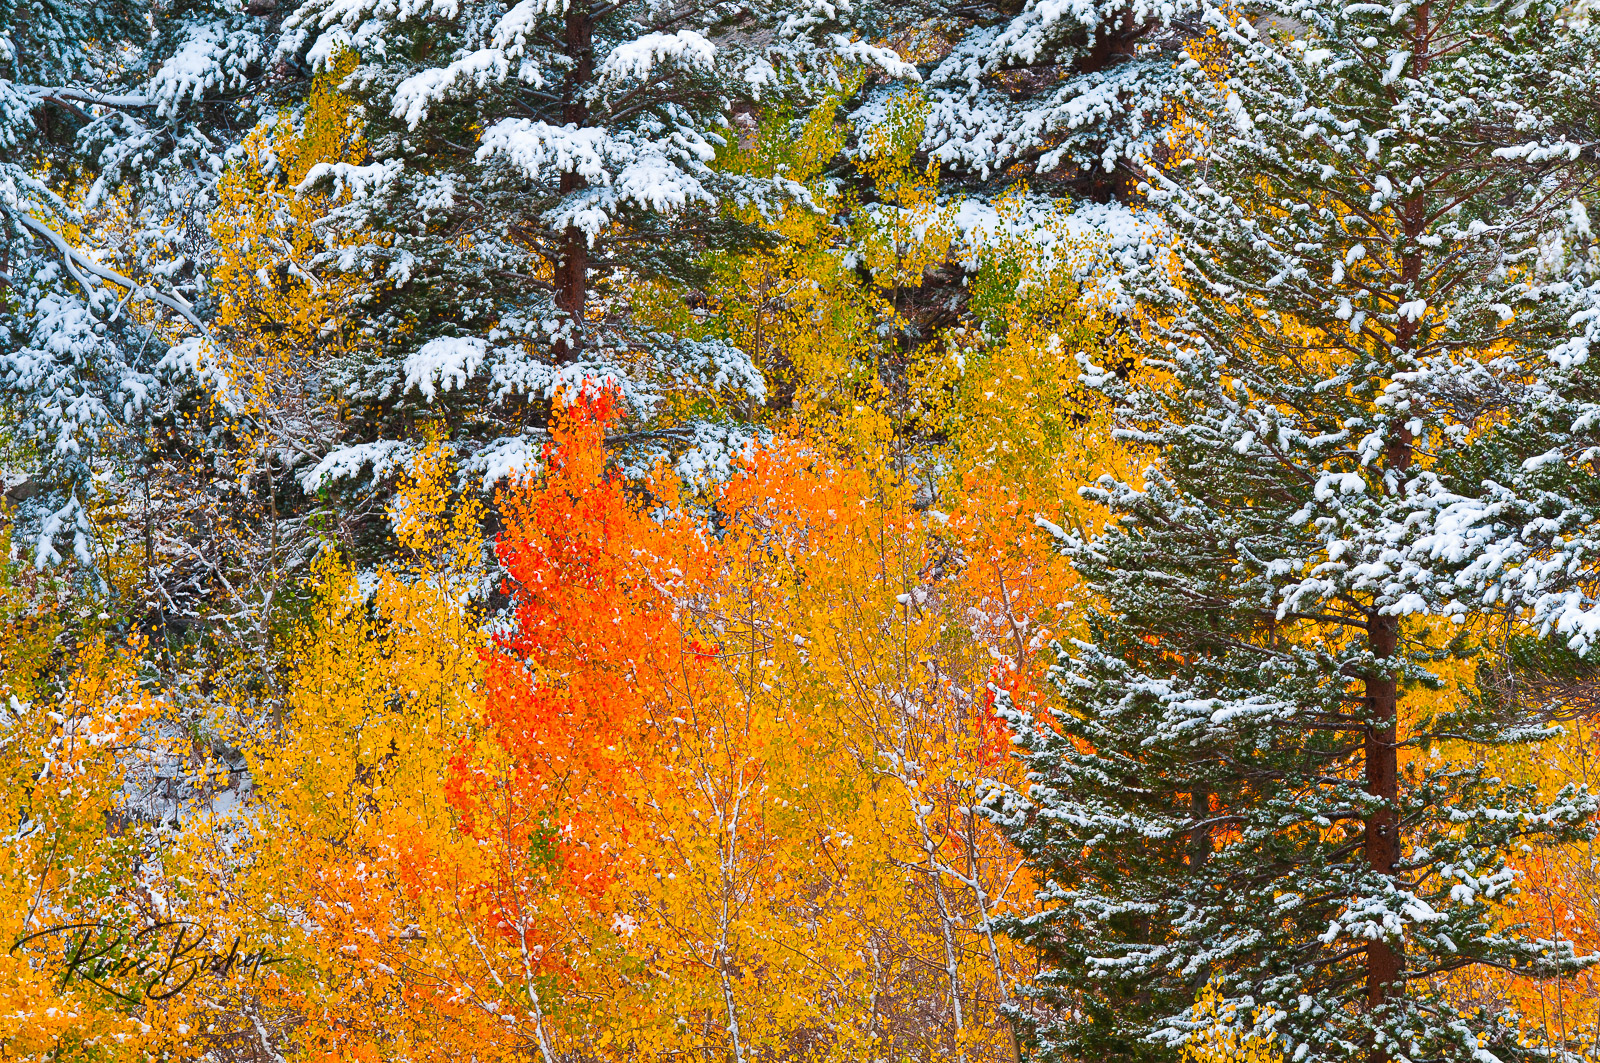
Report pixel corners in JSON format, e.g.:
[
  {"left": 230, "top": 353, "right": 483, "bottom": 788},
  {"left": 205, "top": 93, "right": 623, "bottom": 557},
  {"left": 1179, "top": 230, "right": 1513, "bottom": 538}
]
[{"left": 2, "top": 0, "right": 1600, "bottom": 1060}]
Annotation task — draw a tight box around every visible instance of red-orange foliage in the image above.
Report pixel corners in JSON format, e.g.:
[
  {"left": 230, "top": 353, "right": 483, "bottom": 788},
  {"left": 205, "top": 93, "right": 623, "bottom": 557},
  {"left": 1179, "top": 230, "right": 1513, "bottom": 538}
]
[{"left": 446, "top": 387, "right": 700, "bottom": 939}]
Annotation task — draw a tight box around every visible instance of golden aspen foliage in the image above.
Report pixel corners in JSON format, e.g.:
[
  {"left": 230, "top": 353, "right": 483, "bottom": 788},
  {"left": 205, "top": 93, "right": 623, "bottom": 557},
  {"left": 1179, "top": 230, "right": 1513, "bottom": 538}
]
[
  {"left": 853, "top": 90, "right": 962, "bottom": 297},
  {"left": 206, "top": 48, "right": 369, "bottom": 427},
  {"left": 634, "top": 82, "right": 898, "bottom": 439},
  {"left": 163, "top": 445, "right": 512, "bottom": 1061},
  {"left": 0, "top": 558, "right": 170, "bottom": 1056},
  {"left": 207, "top": 393, "right": 1078, "bottom": 1063},
  {"left": 699, "top": 448, "right": 1039, "bottom": 1062},
  {"left": 914, "top": 187, "right": 1137, "bottom": 522},
  {"left": 1438, "top": 627, "right": 1600, "bottom": 1055},
  {"left": 1182, "top": 983, "right": 1284, "bottom": 1063}
]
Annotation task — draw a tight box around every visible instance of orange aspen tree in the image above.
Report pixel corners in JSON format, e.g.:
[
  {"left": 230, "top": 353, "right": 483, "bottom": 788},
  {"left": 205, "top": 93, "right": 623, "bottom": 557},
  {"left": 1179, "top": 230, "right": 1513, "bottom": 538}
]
[{"left": 444, "top": 386, "right": 700, "bottom": 1059}]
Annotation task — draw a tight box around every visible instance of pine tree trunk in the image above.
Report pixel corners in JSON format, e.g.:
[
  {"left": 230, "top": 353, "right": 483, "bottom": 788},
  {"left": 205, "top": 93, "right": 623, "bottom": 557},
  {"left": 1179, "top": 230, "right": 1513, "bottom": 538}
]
[
  {"left": 1365, "top": 429, "right": 1412, "bottom": 1050},
  {"left": 1364, "top": 0, "right": 1427, "bottom": 993},
  {"left": 1360, "top": 0, "right": 1428, "bottom": 987},
  {"left": 553, "top": 181, "right": 588, "bottom": 365},
  {"left": 1191, "top": 788, "right": 1212, "bottom": 869},
  {"left": 553, "top": 2, "right": 593, "bottom": 365},
  {"left": 1363, "top": 613, "right": 1401, "bottom": 1009}
]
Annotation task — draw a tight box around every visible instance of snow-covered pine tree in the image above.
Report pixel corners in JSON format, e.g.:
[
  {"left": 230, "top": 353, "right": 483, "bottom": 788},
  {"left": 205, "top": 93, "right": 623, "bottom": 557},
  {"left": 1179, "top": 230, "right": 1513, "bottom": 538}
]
[
  {"left": 276, "top": 0, "right": 913, "bottom": 495},
  {"left": 0, "top": 1, "right": 282, "bottom": 566},
  {"left": 987, "top": 1, "right": 1600, "bottom": 1061},
  {"left": 874, "top": 0, "right": 1206, "bottom": 201}
]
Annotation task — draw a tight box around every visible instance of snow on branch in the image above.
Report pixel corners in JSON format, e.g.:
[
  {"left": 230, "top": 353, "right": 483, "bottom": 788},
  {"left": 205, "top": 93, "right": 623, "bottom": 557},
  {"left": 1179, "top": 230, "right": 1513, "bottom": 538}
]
[
  {"left": 598, "top": 31, "right": 718, "bottom": 85},
  {"left": 10, "top": 211, "right": 215, "bottom": 341}
]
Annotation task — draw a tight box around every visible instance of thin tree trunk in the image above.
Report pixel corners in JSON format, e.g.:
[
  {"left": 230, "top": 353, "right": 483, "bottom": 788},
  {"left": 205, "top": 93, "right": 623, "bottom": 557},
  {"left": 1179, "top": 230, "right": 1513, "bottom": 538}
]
[
  {"left": 1364, "top": 0, "right": 1428, "bottom": 1007},
  {"left": 266, "top": 458, "right": 282, "bottom": 729},
  {"left": 1191, "top": 788, "right": 1212, "bottom": 869},
  {"left": 909, "top": 795, "right": 967, "bottom": 1057},
  {"left": 716, "top": 785, "right": 747, "bottom": 1063},
  {"left": 965, "top": 808, "right": 1022, "bottom": 1063},
  {"left": 928, "top": 837, "right": 967, "bottom": 1053},
  {"left": 524, "top": 966, "right": 559, "bottom": 1063}
]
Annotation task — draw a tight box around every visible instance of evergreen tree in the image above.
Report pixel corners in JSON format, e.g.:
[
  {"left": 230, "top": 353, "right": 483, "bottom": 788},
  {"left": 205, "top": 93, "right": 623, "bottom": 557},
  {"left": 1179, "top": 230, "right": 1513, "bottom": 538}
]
[
  {"left": 0, "top": 0, "right": 285, "bottom": 565},
  {"left": 987, "top": 1, "right": 1600, "bottom": 1060},
  {"left": 276, "top": 0, "right": 913, "bottom": 492},
  {"left": 865, "top": 0, "right": 1206, "bottom": 202}
]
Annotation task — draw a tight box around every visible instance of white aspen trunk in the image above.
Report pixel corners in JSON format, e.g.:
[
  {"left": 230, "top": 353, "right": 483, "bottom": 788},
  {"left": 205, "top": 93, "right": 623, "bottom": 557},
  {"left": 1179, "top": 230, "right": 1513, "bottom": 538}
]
[
  {"left": 921, "top": 814, "right": 967, "bottom": 1045},
  {"left": 515, "top": 922, "right": 560, "bottom": 1063},
  {"left": 464, "top": 920, "right": 557, "bottom": 1063},
  {"left": 896, "top": 763, "right": 967, "bottom": 1056},
  {"left": 707, "top": 764, "right": 748, "bottom": 1063}
]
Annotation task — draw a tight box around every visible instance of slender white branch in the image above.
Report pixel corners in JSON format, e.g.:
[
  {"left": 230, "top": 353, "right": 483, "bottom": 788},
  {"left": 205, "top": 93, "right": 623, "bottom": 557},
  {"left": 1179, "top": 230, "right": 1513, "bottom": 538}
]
[
  {"left": 12, "top": 211, "right": 214, "bottom": 340},
  {"left": 24, "top": 86, "right": 154, "bottom": 108},
  {"left": 516, "top": 923, "right": 560, "bottom": 1063}
]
